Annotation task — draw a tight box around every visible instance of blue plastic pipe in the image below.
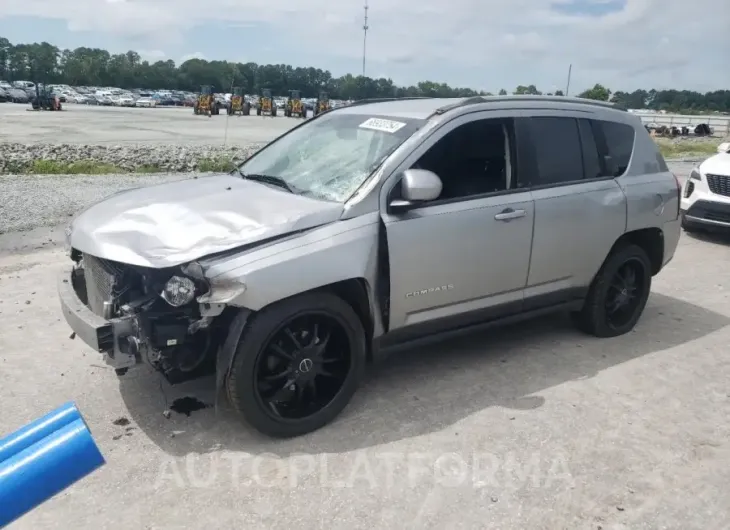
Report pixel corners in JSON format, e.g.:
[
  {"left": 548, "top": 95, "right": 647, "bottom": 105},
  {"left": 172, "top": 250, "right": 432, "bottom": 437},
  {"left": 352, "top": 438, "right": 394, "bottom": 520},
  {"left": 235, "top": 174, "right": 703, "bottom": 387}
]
[
  {"left": 0, "top": 402, "right": 81, "bottom": 465},
  {"left": 0, "top": 403, "right": 105, "bottom": 528}
]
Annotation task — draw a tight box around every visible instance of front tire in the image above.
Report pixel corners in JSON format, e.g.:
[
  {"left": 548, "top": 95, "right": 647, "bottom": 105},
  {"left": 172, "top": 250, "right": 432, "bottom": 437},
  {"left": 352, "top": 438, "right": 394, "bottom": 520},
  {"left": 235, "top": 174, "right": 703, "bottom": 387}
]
[
  {"left": 572, "top": 244, "right": 652, "bottom": 337},
  {"left": 226, "top": 292, "right": 366, "bottom": 438}
]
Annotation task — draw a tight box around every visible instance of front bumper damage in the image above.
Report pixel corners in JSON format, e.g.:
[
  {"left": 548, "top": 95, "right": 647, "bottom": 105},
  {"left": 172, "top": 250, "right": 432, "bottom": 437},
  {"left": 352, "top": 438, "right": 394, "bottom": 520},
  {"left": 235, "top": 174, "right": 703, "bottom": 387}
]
[
  {"left": 58, "top": 261, "right": 231, "bottom": 381},
  {"left": 58, "top": 265, "right": 138, "bottom": 372}
]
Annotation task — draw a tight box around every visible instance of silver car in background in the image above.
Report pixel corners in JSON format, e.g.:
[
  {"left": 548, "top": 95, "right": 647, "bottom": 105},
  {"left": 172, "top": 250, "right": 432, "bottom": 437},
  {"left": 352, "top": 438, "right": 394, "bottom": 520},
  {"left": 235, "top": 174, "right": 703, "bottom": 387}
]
[{"left": 59, "top": 96, "right": 682, "bottom": 438}]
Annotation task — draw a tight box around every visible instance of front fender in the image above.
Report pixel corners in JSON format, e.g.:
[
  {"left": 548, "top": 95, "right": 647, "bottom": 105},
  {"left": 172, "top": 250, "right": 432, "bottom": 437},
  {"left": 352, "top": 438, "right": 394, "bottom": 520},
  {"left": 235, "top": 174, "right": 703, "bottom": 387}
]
[
  {"left": 208, "top": 213, "right": 383, "bottom": 403},
  {"left": 202, "top": 212, "right": 382, "bottom": 312}
]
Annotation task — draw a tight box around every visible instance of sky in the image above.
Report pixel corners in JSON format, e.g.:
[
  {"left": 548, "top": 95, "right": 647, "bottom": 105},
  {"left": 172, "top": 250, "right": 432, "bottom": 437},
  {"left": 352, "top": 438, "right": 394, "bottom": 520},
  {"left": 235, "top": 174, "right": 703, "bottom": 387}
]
[{"left": 0, "top": 0, "right": 728, "bottom": 94}]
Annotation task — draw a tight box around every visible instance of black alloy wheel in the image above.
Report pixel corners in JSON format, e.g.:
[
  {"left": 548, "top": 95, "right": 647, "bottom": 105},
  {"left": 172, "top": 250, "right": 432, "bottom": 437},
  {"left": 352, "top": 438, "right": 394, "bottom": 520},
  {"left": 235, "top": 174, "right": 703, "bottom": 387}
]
[
  {"left": 254, "top": 313, "right": 350, "bottom": 420},
  {"left": 604, "top": 257, "right": 645, "bottom": 330},
  {"left": 572, "top": 244, "right": 652, "bottom": 337},
  {"left": 227, "top": 292, "right": 366, "bottom": 438}
]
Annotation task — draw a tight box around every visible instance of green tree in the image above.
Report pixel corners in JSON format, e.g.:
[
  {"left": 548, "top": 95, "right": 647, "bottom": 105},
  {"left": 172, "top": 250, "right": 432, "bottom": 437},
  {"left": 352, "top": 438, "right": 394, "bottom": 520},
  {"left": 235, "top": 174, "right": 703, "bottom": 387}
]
[
  {"left": 578, "top": 83, "right": 611, "bottom": 101},
  {"left": 1, "top": 35, "right": 729, "bottom": 112},
  {"left": 514, "top": 84, "right": 541, "bottom": 95}
]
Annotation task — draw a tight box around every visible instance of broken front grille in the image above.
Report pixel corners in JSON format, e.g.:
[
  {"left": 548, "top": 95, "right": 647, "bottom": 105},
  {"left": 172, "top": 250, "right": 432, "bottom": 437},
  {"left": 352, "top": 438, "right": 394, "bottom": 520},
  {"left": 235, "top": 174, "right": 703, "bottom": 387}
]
[
  {"left": 706, "top": 174, "right": 730, "bottom": 197},
  {"left": 82, "top": 254, "right": 127, "bottom": 316}
]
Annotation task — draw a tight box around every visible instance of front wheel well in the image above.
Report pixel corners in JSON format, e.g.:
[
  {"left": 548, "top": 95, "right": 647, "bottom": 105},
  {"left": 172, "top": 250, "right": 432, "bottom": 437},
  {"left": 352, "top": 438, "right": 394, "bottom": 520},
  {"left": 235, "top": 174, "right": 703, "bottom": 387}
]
[
  {"left": 610, "top": 228, "right": 664, "bottom": 275},
  {"left": 319, "top": 278, "right": 374, "bottom": 344}
]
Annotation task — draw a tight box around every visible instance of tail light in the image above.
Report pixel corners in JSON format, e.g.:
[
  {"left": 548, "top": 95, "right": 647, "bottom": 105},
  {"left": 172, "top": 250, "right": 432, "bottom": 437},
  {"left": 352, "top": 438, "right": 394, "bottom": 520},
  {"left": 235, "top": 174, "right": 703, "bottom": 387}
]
[{"left": 672, "top": 173, "right": 681, "bottom": 218}]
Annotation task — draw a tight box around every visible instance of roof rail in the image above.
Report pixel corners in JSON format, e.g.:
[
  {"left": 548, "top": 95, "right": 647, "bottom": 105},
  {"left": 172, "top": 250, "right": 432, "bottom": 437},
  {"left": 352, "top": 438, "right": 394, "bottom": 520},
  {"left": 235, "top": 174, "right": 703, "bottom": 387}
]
[
  {"left": 433, "top": 94, "right": 626, "bottom": 115},
  {"left": 344, "top": 96, "right": 432, "bottom": 109}
]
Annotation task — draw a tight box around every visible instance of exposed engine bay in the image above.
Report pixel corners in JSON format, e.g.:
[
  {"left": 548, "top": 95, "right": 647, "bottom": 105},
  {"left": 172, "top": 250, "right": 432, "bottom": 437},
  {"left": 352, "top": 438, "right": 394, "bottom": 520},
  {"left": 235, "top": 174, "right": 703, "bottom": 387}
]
[{"left": 69, "top": 249, "right": 225, "bottom": 383}]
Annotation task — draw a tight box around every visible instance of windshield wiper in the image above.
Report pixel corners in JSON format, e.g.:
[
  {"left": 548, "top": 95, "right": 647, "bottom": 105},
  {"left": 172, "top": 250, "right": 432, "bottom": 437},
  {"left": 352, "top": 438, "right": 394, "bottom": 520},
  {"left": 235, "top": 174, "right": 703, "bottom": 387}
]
[{"left": 239, "top": 172, "right": 294, "bottom": 193}]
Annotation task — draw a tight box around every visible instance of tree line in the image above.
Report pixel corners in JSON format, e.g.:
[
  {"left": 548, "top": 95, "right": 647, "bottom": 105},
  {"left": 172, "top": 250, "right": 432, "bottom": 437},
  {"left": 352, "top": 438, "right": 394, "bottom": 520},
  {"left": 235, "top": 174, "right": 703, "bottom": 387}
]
[{"left": 1, "top": 37, "right": 728, "bottom": 112}]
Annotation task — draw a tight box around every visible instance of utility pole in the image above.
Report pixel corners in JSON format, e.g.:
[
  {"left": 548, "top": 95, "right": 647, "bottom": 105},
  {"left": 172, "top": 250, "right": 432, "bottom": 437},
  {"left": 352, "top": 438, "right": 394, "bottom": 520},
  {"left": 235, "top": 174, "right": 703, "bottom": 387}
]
[
  {"left": 362, "top": 0, "right": 369, "bottom": 77},
  {"left": 565, "top": 64, "right": 572, "bottom": 96}
]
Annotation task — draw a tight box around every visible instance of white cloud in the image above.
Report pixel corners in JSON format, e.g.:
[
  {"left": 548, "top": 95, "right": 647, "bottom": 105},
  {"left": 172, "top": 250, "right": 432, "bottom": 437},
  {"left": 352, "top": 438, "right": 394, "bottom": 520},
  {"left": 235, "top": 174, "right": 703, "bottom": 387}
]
[
  {"left": 180, "top": 51, "right": 206, "bottom": 62},
  {"left": 0, "top": 0, "right": 728, "bottom": 91},
  {"left": 138, "top": 49, "right": 166, "bottom": 61}
]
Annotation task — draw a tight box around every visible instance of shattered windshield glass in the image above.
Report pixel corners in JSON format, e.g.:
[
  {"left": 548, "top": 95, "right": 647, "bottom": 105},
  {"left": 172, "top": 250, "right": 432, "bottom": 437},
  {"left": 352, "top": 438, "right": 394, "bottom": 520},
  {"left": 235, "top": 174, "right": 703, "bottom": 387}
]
[{"left": 237, "top": 112, "right": 425, "bottom": 202}]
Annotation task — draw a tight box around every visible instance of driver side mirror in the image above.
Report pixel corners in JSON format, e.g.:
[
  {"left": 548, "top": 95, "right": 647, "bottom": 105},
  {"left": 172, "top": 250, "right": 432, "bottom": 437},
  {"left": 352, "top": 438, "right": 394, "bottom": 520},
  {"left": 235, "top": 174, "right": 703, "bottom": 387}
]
[{"left": 388, "top": 169, "right": 443, "bottom": 214}]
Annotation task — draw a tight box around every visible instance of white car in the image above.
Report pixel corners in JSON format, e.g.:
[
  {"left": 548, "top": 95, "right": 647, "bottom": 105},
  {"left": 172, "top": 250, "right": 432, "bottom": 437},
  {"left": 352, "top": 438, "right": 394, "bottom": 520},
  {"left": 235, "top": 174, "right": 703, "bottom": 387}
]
[
  {"left": 135, "top": 97, "right": 157, "bottom": 108},
  {"left": 118, "top": 95, "right": 136, "bottom": 107},
  {"left": 680, "top": 142, "right": 730, "bottom": 233}
]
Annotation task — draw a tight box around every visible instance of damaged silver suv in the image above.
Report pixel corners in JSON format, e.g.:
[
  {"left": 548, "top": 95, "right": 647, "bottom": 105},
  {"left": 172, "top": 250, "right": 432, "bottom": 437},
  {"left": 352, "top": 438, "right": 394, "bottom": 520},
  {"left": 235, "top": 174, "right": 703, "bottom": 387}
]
[{"left": 59, "top": 96, "right": 682, "bottom": 437}]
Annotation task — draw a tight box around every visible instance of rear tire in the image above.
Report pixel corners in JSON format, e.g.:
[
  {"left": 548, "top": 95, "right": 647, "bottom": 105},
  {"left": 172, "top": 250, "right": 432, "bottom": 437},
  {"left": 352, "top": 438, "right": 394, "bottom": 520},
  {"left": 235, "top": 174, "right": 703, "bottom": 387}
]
[
  {"left": 226, "top": 292, "right": 366, "bottom": 438},
  {"left": 572, "top": 244, "right": 652, "bottom": 338}
]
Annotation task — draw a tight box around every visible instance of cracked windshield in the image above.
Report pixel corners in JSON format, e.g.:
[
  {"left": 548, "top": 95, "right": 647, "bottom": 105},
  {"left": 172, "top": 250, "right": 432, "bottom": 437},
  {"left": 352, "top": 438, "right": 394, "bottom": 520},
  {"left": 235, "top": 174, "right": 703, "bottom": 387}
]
[{"left": 239, "top": 114, "right": 423, "bottom": 201}]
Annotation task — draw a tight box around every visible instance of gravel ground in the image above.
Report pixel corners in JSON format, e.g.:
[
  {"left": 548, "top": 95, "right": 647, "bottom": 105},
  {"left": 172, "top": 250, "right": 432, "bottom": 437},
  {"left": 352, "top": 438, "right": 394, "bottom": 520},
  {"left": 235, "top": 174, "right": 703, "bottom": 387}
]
[
  {"left": 0, "top": 173, "right": 203, "bottom": 235},
  {"left": 0, "top": 143, "right": 263, "bottom": 173}
]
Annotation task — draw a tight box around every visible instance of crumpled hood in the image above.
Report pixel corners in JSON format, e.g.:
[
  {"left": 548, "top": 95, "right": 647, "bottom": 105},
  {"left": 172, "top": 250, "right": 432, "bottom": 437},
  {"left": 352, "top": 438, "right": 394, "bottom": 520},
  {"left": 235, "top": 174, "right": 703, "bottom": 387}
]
[
  {"left": 700, "top": 153, "right": 730, "bottom": 176},
  {"left": 68, "top": 174, "right": 344, "bottom": 268}
]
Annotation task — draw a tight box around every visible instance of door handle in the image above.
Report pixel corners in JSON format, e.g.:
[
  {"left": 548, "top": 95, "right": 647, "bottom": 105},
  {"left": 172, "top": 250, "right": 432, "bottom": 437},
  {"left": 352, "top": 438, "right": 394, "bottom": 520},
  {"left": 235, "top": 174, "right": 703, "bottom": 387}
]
[{"left": 494, "top": 208, "right": 526, "bottom": 221}]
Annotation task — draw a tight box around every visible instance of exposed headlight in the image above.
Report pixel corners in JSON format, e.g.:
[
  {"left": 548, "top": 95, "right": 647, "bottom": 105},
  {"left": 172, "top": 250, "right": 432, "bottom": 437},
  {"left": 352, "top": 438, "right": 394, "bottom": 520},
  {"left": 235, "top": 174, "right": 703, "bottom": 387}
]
[
  {"left": 689, "top": 169, "right": 701, "bottom": 180},
  {"left": 161, "top": 276, "right": 196, "bottom": 307},
  {"left": 197, "top": 278, "right": 246, "bottom": 304}
]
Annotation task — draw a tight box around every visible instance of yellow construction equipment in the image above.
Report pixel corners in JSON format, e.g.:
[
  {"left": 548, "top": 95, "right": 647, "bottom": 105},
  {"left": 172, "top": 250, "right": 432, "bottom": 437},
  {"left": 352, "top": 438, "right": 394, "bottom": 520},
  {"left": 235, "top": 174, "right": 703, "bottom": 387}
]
[
  {"left": 193, "top": 85, "right": 218, "bottom": 116},
  {"left": 313, "top": 91, "right": 331, "bottom": 116},
  {"left": 256, "top": 88, "right": 277, "bottom": 117},
  {"left": 284, "top": 90, "right": 306, "bottom": 118},
  {"left": 227, "top": 87, "right": 244, "bottom": 115}
]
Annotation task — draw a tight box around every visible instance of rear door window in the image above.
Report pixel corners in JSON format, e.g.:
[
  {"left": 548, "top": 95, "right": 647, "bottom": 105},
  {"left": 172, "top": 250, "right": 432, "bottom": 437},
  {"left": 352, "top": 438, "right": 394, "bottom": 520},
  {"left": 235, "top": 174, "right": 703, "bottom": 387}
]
[
  {"left": 578, "top": 119, "right": 603, "bottom": 179},
  {"left": 597, "top": 121, "right": 635, "bottom": 176},
  {"left": 527, "top": 117, "right": 584, "bottom": 185}
]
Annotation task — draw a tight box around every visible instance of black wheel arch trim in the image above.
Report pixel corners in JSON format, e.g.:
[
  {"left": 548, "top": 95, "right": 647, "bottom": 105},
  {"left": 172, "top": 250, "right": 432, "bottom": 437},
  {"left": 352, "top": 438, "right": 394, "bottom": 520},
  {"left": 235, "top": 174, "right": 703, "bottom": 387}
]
[{"left": 215, "top": 308, "right": 252, "bottom": 411}]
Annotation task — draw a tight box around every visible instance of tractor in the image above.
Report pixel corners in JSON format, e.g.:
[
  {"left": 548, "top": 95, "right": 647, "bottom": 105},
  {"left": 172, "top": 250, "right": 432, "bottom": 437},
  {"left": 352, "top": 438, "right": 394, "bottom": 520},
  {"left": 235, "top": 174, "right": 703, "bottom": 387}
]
[
  {"left": 284, "top": 89, "right": 306, "bottom": 118},
  {"left": 313, "top": 91, "right": 331, "bottom": 116},
  {"left": 256, "top": 88, "right": 277, "bottom": 117},
  {"left": 30, "top": 85, "right": 62, "bottom": 111},
  {"left": 193, "top": 85, "right": 218, "bottom": 116},
  {"left": 227, "top": 87, "right": 248, "bottom": 116}
]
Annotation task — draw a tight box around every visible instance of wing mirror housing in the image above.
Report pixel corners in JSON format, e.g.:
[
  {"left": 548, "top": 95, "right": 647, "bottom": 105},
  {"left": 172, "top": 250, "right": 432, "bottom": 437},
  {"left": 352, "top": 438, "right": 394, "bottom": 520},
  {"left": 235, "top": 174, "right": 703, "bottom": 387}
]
[{"left": 388, "top": 169, "right": 443, "bottom": 214}]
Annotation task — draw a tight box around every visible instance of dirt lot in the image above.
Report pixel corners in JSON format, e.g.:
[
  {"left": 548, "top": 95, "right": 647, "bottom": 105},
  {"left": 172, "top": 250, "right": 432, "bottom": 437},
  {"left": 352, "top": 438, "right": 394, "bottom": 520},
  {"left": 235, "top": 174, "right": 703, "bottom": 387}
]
[
  {"left": 1, "top": 173, "right": 730, "bottom": 528},
  {"left": 0, "top": 103, "right": 299, "bottom": 145}
]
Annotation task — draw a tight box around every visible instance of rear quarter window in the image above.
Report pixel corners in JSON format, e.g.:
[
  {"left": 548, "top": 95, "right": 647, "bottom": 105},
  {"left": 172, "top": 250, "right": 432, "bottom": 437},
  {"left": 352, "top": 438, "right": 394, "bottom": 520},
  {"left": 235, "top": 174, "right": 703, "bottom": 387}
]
[{"left": 599, "top": 121, "right": 635, "bottom": 176}]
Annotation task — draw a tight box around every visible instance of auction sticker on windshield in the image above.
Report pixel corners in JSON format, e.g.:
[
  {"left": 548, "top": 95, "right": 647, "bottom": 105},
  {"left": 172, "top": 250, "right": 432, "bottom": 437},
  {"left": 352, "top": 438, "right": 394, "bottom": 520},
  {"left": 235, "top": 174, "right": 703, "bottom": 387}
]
[{"left": 359, "top": 117, "right": 407, "bottom": 133}]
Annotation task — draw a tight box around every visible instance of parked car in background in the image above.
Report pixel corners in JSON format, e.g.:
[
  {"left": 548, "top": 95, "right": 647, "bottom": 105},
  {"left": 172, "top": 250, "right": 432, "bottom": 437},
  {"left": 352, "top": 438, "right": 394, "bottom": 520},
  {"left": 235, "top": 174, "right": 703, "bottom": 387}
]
[
  {"left": 13, "top": 80, "right": 35, "bottom": 90},
  {"left": 118, "top": 94, "right": 136, "bottom": 107},
  {"left": 680, "top": 142, "right": 730, "bottom": 233},
  {"left": 7, "top": 88, "right": 29, "bottom": 103},
  {"left": 135, "top": 97, "right": 157, "bottom": 108},
  {"left": 0, "top": 88, "right": 9, "bottom": 102},
  {"left": 156, "top": 95, "right": 176, "bottom": 106}
]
